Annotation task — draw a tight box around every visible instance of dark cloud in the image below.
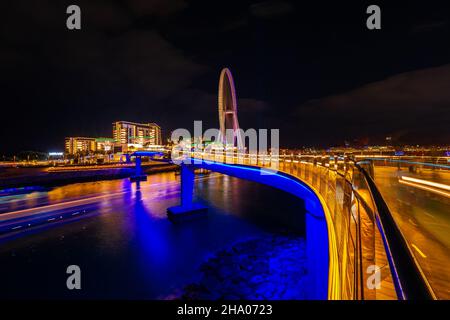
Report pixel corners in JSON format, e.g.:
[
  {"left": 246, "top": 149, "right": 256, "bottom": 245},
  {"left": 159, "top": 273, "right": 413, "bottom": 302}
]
[
  {"left": 164, "top": 89, "right": 217, "bottom": 125},
  {"left": 1, "top": 1, "right": 450, "bottom": 152},
  {"left": 299, "top": 64, "right": 450, "bottom": 113},
  {"left": 220, "top": 17, "right": 249, "bottom": 32},
  {"left": 127, "top": 0, "right": 187, "bottom": 17},
  {"left": 296, "top": 64, "right": 450, "bottom": 145},
  {"left": 238, "top": 98, "right": 270, "bottom": 113},
  {"left": 249, "top": 1, "right": 294, "bottom": 19},
  {"left": 410, "top": 20, "right": 449, "bottom": 34},
  {"left": 110, "top": 30, "right": 207, "bottom": 100},
  {"left": 84, "top": 1, "right": 132, "bottom": 30},
  {"left": 0, "top": 1, "right": 207, "bottom": 152}
]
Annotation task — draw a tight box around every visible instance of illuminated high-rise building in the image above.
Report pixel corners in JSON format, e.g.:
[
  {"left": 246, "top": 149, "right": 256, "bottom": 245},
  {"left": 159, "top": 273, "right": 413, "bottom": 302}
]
[
  {"left": 65, "top": 137, "right": 96, "bottom": 155},
  {"left": 112, "top": 121, "right": 162, "bottom": 146},
  {"left": 65, "top": 137, "right": 116, "bottom": 155}
]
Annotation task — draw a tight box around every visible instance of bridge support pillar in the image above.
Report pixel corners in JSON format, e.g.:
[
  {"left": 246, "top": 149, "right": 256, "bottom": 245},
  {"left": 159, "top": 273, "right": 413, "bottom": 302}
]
[
  {"left": 130, "top": 156, "right": 147, "bottom": 182},
  {"left": 167, "top": 164, "right": 207, "bottom": 223}
]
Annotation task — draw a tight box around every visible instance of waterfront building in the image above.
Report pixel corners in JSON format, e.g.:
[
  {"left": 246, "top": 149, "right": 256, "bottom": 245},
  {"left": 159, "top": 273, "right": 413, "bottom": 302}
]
[
  {"left": 112, "top": 121, "right": 162, "bottom": 148},
  {"left": 95, "top": 138, "right": 115, "bottom": 153},
  {"left": 64, "top": 137, "right": 96, "bottom": 155}
]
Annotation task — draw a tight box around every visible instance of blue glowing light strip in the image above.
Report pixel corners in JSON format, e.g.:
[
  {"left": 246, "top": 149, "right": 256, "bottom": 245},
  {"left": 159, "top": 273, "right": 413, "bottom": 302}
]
[{"left": 191, "top": 158, "right": 314, "bottom": 195}]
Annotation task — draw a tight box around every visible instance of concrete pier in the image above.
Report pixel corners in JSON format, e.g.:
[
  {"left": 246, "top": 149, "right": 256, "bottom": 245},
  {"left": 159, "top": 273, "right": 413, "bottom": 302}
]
[
  {"left": 130, "top": 156, "right": 147, "bottom": 182},
  {"left": 167, "top": 164, "right": 207, "bottom": 223}
]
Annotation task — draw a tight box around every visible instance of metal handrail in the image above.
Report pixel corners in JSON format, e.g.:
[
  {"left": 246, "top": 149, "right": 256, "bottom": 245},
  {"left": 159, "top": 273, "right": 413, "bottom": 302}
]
[
  {"left": 294, "top": 156, "right": 436, "bottom": 299},
  {"left": 304, "top": 156, "right": 436, "bottom": 299}
]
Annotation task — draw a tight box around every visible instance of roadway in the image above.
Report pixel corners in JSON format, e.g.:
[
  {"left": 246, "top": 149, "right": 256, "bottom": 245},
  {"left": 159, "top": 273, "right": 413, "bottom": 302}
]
[{"left": 373, "top": 166, "right": 450, "bottom": 299}]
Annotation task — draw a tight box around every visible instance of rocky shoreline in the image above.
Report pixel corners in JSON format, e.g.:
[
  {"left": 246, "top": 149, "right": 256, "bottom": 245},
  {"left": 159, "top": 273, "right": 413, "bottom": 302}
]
[{"left": 169, "top": 234, "right": 309, "bottom": 300}]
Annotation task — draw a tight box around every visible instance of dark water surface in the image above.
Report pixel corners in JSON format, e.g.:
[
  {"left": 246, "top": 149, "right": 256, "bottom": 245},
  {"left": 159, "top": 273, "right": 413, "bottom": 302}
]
[{"left": 0, "top": 172, "right": 306, "bottom": 299}]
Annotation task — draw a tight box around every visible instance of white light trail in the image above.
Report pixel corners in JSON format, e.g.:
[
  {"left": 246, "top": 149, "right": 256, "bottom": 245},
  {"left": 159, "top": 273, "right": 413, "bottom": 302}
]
[
  {"left": 399, "top": 177, "right": 450, "bottom": 199},
  {"left": 401, "top": 176, "right": 450, "bottom": 192}
]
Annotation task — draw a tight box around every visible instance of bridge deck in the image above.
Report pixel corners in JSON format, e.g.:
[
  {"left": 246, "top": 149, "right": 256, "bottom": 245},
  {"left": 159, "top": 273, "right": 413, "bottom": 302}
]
[
  {"left": 374, "top": 227, "right": 397, "bottom": 300},
  {"left": 191, "top": 154, "right": 399, "bottom": 300}
]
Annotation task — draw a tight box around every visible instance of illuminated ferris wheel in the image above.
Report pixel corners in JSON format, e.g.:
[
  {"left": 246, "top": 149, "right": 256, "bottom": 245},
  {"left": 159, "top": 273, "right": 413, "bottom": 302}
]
[{"left": 218, "top": 68, "right": 244, "bottom": 150}]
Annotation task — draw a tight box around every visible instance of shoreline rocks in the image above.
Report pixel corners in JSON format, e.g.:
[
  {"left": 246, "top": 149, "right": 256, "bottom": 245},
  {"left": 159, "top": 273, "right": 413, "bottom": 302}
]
[{"left": 172, "top": 234, "right": 309, "bottom": 300}]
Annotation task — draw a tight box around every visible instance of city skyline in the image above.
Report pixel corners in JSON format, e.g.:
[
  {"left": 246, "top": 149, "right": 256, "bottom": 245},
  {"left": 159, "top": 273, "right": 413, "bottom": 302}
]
[{"left": 64, "top": 120, "right": 162, "bottom": 156}]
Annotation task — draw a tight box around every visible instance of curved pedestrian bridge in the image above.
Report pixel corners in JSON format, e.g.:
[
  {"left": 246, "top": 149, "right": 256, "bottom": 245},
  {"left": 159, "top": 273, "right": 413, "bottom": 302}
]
[{"left": 133, "top": 150, "right": 437, "bottom": 300}]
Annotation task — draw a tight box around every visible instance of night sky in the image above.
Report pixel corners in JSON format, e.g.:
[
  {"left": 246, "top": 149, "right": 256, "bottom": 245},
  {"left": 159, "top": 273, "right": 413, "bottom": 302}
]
[{"left": 1, "top": 1, "right": 450, "bottom": 153}]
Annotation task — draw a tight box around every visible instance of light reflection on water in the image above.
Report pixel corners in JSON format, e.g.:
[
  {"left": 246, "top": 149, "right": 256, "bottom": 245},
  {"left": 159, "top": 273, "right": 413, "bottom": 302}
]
[{"left": 0, "top": 172, "right": 306, "bottom": 299}]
